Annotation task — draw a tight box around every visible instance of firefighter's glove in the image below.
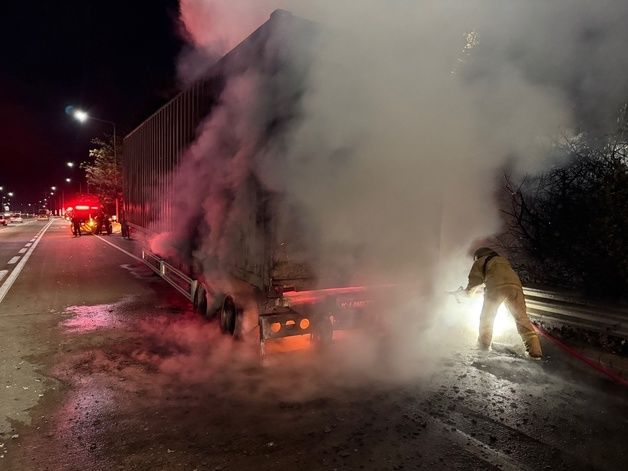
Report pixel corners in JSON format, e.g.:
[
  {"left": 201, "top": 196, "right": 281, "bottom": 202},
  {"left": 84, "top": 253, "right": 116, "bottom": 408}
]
[{"left": 447, "top": 286, "right": 467, "bottom": 304}]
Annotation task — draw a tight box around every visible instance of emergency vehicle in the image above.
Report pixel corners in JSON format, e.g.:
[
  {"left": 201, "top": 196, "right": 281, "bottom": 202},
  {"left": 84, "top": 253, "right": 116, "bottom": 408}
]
[{"left": 65, "top": 195, "right": 112, "bottom": 235}]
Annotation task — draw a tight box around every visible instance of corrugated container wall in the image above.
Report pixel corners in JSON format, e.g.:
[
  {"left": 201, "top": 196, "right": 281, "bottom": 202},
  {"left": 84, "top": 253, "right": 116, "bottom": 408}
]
[
  {"left": 122, "top": 11, "right": 310, "bottom": 237},
  {"left": 123, "top": 79, "right": 214, "bottom": 233}
]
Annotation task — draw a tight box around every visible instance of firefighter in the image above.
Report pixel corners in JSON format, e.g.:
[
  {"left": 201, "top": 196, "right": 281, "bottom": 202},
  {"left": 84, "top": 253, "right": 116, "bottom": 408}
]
[
  {"left": 95, "top": 210, "right": 106, "bottom": 235},
  {"left": 120, "top": 209, "right": 130, "bottom": 239},
  {"left": 71, "top": 213, "right": 81, "bottom": 237},
  {"left": 465, "top": 247, "right": 543, "bottom": 359}
]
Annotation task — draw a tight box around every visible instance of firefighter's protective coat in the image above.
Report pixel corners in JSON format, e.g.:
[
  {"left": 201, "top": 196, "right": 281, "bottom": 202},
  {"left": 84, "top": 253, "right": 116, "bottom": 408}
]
[
  {"left": 466, "top": 255, "right": 542, "bottom": 357},
  {"left": 467, "top": 255, "right": 522, "bottom": 292}
]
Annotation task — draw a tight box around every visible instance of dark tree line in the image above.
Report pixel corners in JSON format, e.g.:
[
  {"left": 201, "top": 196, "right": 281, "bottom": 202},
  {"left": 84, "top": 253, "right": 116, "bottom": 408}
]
[{"left": 502, "top": 107, "right": 628, "bottom": 299}]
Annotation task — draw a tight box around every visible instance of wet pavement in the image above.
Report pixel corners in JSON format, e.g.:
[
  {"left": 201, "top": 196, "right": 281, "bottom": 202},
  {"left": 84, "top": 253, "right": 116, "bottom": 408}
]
[{"left": 0, "top": 219, "right": 627, "bottom": 470}]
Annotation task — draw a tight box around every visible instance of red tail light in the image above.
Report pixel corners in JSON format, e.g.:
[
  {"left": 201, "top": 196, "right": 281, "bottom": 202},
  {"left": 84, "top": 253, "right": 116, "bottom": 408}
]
[{"left": 75, "top": 205, "right": 90, "bottom": 210}]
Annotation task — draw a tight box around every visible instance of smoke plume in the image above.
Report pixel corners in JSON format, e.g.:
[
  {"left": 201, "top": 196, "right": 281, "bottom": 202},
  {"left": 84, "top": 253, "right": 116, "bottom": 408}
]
[{"left": 159, "top": 0, "right": 628, "bottom": 384}]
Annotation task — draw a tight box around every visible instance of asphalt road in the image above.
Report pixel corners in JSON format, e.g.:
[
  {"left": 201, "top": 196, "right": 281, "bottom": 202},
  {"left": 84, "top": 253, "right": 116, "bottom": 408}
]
[
  {"left": 0, "top": 219, "right": 46, "bottom": 280},
  {"left": 0, "top": 218, "right": 626, "bottom": 470}
]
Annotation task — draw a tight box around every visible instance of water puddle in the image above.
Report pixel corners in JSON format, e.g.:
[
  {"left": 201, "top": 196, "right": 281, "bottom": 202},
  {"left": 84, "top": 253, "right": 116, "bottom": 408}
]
[{"left": 61, "top": 298, "right": 134, "bottom": 333}]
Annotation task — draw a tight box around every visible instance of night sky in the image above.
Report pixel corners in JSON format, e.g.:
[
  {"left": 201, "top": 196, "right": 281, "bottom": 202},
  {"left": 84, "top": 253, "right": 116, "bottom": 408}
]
[{"left": 0, "top": 0, "right": 183, "bottom": 206}]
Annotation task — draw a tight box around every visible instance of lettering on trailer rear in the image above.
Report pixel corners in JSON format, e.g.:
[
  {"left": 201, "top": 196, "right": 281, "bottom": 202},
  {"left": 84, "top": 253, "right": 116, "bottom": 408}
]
[{"left": 338, "top": 299, "right": 373, "bottom": 310}]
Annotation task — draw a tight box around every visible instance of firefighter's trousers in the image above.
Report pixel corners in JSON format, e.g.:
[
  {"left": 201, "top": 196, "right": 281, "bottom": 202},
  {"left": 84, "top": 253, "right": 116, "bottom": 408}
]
[{"left": 479, "top": 286, "right": 542, "bottom": 357}]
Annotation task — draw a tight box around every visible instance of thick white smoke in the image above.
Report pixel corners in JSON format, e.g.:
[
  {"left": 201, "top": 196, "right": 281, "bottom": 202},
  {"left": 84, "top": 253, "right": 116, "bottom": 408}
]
[{"left": 162, "top": 0, "right": 628, "bottom": 382}]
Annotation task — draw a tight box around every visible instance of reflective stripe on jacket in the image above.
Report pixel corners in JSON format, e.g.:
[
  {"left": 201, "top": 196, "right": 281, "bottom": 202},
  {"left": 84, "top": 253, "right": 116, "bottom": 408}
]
[{"left": 466, "top": 255, "right": 522, "bottom": 292}]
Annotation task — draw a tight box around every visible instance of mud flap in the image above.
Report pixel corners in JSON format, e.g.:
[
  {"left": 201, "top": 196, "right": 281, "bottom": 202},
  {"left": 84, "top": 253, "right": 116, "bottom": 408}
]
[{"left": 310, "top": 315, "right": 333, "bottom": 349}]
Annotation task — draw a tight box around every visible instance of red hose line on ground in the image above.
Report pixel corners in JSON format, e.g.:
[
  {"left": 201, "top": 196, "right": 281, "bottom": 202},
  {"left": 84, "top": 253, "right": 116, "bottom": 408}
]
[{"left": 533, "top": 324, "right": 628, "bottom": 387}]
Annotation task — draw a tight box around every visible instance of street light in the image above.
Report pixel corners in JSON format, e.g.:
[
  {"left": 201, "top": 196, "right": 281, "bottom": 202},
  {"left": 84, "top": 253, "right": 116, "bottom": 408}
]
[
  {"left": 71, "top": 109, "right": 116, "bottom": 150},
  {"left": 66, "top": 178, "right": 71, "bottom": 183},
  {"left": 8, "top": 192, "right": 13, "bottom": 197},
  {"left": 51, "top": 186, "right": 57, "bottom": 191},
  {"left": 73, "top": 109, "right": 89, "bottom": 123},
  {"left": 67, "top": 161, "right": 75, "bottom": 168}
]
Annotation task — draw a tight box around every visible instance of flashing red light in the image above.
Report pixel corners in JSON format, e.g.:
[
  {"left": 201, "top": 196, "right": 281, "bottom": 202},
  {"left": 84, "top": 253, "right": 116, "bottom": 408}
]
[{"left": 75, "top": 205, "right": 90, "bottom": 210}]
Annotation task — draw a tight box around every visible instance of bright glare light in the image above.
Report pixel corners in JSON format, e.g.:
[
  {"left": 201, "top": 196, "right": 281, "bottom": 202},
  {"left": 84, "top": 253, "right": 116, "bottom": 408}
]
[
  {"left": 0, "top": 186, "right": 3, "bottom": 191},
  {"left": 65, "top": 178, "right": 71, "bottom": 183},
  {"left": 467, "top": 295, "right": 516, "bottom": 336},
  {"left": 67, "top": 162, "right": 75, "bottom": 168},
  {"left": 51, "top": 186, "right": 57, "bottom": 191},
  {"left": 8, "top": 192, "right": 13, "bottom": 197},
  {"left": 50, "top": 192, "right": 54, "bottom": 195},
  {"left": 73, "top": 110, "right": 88, "bottom": 123}
]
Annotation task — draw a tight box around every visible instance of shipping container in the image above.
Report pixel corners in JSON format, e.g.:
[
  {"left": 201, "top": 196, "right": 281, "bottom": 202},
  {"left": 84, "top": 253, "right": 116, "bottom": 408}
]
[{"left": 123, "top": 10, "right": 378, "bottom": 352}]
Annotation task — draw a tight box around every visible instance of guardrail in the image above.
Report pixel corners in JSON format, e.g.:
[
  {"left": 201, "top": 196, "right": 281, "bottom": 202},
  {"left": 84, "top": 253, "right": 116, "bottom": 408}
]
[
  {"left": 524, "top": 287, "right": 628, "bottom": 340},
  {"left": 141, "top": 249, "right": 197, "bottom": 302}
]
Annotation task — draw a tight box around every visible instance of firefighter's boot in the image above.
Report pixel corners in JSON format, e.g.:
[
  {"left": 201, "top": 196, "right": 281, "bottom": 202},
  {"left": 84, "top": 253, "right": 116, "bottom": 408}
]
[
  {"left": 523, "top": 333, "right": 542, "bottom": 359},
  {"left": 504, "top": 287, "right": 543, "bottom": 359}
]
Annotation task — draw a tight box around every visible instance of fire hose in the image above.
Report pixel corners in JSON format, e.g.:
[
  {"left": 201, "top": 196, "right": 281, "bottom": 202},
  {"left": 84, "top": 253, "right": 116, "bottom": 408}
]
[{"left": 533, "top": 323, "right": 628, "bottom": 387}]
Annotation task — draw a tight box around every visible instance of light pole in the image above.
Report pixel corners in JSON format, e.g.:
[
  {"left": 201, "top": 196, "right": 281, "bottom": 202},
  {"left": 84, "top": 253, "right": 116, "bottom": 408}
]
[
  {"left": 72, "top": 108, "right": 119, "bottom": 220},
  {"left": 51, "top": 186, "right": 62, "bottom": 215},
  {"left": 6, "top": 192, "right": 14, "bottom": 212},
  {"left": 66, "top": 161, "right": 83, "bottom": 193},
  {"left": 62, "top": 178, "right": 73, "bottom": 214}
]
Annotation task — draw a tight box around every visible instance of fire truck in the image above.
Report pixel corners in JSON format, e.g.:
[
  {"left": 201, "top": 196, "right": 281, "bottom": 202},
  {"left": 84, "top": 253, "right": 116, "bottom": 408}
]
[
  {"left": 123, "top": 11, "right": 387, "bottom": 353},
  {"left": 66, "top": 194, "right": 112, "bottom": 235}
]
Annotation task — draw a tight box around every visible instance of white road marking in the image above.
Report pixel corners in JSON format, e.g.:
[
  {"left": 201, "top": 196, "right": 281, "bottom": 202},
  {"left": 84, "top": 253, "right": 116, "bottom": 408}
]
[
  {"left": 18, "top": 248, "right": 27, "bottom": 254},
  {"left": 8, "top": 257, "right": 20, "bottom": 265},
  {"left": 416, "top": 409, "right": 531, "bottom": 471},
  {"left": 25, "top": 243, "right": 32, "bottom": 247},
  {"left": 0, "top": 219, "right": 54, "bottom": 305},
  {"left": 0, "top": 270, "right": 7, "bottom": 282},
  {"left": 95, "top": 236, "right": 143, "bottom": 263}
]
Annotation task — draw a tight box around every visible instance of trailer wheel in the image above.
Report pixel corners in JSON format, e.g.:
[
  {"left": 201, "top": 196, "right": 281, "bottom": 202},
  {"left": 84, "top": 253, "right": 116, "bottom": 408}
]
[
  {"left": 220, "top": 296, "right": 238, "bottom": 336},
  {"left": 193, "top": 285, "right": 208, "bottom": 317}
]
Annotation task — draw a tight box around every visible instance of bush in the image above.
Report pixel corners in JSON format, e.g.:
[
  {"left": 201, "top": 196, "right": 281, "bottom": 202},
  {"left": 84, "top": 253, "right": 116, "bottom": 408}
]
[{"left": 503, "top": 109, "right": 628, "bottom": 299}]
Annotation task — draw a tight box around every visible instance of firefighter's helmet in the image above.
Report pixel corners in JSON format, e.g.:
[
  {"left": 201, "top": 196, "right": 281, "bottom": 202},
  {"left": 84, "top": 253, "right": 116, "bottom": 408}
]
[{"left": 473, "top": 247, "right": 498, "bottom": 260}]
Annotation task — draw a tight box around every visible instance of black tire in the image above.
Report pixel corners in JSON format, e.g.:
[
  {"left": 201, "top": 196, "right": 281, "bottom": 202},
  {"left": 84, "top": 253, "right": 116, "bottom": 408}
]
[
  {"left": 220, "top": 296, "right": 237, "bottom": 336},
  {"left": 193, "top": 285, "right": 208, "bottom": 317}
]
